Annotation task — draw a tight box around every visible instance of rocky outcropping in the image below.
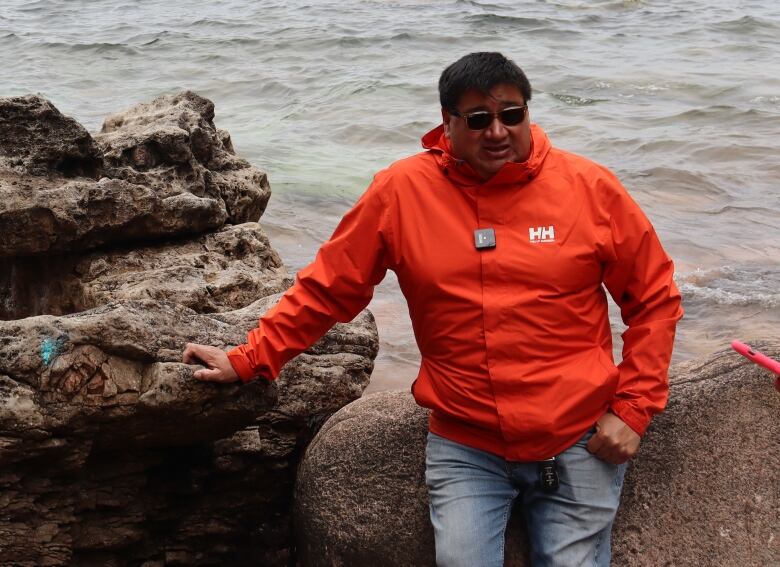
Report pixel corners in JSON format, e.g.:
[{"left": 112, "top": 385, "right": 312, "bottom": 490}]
[
  {"left": 0, "top": 92, "right": 270, "bottom": 258},
  {"left": 0, "top": 93, "right": 378, "bottom": 566},
  {"left": 295, "top": 345, "right": 780, "bottom": 566}
]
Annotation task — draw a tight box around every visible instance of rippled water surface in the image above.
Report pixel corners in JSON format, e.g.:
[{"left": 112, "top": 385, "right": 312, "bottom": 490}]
[{"left": 1, "top": 0, "right": 778, "bottom": 390}]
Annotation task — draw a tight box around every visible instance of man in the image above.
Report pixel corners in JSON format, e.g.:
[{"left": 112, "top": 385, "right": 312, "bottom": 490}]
[{"left": 183, "top": 52, "right": 683, "bottom": 566}]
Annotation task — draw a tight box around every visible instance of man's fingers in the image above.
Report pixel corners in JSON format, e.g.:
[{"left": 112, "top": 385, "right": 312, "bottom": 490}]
[
  {"left": 599, "top": 448, "right": 623, "bottom": 465},
  {"left": 587, "top": 413, "right": 641, "bottom": 464},
  {"left": 594, "top": 438, "right": 633, "bottom": 464},
  {"left": 589, "top": 432, "right": 628, "bottom": 464},
  {"left": 184, "top": 343, "right": 217, "bottom": 367},
  {"left": 605, "top": 450, "right": 629, "bottom": 465},
  {"left": 596, "top": 446, "right": 618, "bottom": 464},
  {"left": 586, "top": 431, "right": 605, "bottom": 455},
  {"left": 183, "top": 344, "right": 240, "bottom": 383},
  {"left": 183, "top": 343, "right": 204, "bottom": 365},
  {"left": 193, "top": 367, "right": 224, "bottom": 382}
]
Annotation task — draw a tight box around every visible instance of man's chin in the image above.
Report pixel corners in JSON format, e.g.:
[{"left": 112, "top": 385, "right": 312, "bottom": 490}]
[
  {"left": 472, "top": 162, "right": 504, "bottom": 180},
  {"left": 481, "top": 157, "right": 511, "bottom": 174}
]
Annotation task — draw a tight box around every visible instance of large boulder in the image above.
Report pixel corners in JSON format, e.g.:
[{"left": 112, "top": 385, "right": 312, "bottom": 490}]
[
  {"left": 295, "top": 345, "right": 780, "bottom": 566},
  {"left": 295, "top": 391, "right": 433, "bottom": 567},
  {"left": 611, "top": 343, "right": 780, "bottom": 566}
]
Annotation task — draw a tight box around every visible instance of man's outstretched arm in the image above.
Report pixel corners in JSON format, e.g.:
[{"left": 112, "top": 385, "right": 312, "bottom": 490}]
[{"left": 182, "top": 176, "right": 392, "bottom": 383}]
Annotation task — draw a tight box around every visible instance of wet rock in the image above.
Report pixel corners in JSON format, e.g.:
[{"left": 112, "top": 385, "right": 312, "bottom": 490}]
[{"left": 295, "top": 345, "right": 780, "bottom": 567}]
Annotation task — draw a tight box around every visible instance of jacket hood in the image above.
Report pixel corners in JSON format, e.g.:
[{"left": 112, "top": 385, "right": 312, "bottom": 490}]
[{"left": 421, "top": 123, "right": 552, "bottom": 188}]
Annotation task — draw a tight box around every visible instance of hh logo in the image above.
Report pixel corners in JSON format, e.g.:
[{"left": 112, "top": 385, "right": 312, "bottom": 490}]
[{"left": 529, "top": 225, "right": 555, "bottom": 243}]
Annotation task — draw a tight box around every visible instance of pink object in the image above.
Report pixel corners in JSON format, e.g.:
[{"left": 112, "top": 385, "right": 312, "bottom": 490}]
[{"left": 731, "top": 340, "right": 780, "bottom": 391}]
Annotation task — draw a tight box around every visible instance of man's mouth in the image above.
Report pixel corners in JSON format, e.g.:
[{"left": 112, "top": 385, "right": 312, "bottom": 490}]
[{"left": 482, "top": 145, "right": 511, "bottom": 160}]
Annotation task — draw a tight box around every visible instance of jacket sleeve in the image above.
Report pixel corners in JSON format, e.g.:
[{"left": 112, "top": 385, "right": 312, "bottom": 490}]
[
  {"left": 226, "top": 179, "right": 391, "bottom": 382},
  {"left": 601, "top": 175, "right": 684, "bottom": 436}
]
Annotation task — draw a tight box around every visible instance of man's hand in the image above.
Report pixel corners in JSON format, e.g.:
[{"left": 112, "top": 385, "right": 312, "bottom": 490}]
[
  {"left": 182, "top": 343, "right": 240, "bottom": 383},
  {"left": 586, "top": 412, "right": 640, "bottom": 464}
]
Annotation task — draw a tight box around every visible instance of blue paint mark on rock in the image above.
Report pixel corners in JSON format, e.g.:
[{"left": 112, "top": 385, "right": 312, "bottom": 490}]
[{"left": 40, "top": 335, "right": 67, "bottom": 366}]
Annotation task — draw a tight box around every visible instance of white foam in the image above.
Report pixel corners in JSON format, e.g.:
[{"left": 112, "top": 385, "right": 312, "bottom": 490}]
[
  {"left": 750, "top": 95, "right": 780, "bottom": 104},
  {"left": 678, "top": 283, "right": 779, "bottom": 307},
  {"left": 631, "top": 83, "right": 669, "bottom": 92},
  {"left": 676, "top": 266, "right": 780, "bottom": 308}
]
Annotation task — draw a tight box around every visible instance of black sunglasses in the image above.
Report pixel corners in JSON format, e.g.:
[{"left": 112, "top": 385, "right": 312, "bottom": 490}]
[{"left": 450, "top": 105, "right": 528, "bottom": 130}]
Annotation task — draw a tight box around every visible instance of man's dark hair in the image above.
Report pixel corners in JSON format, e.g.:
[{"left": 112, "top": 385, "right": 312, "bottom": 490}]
[{"left": 439, "top": 52, "right": 532, "bottom": 112}]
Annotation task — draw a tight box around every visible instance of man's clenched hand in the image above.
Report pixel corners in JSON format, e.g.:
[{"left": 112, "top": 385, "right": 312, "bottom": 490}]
[
  {"left": 182, "top": 343, "right": 240, "bottom": 383},
  {"left": 586, "top": 412, "right": 640, "bottom": 464}
]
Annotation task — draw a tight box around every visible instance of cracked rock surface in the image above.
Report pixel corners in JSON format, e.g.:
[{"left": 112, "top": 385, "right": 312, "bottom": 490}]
[
  {"left": 0, "top": 93, "right": 377, "bottom": 566},
  {"left": 0, "top": 223, "right": 292, "bottom": 319},
  {"left": 295, "top": 345, "right": 780, "bottom": 567},
  {"left": 0, "top": 94, "right": 101, "bottom": 177}
]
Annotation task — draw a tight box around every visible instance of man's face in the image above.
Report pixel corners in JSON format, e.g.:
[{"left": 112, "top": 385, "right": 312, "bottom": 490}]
[{"left": 442, "top": 83, "right": 531, "bottom": 180}]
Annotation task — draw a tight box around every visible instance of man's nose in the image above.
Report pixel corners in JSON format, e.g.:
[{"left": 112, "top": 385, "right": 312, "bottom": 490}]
[{"left": 484, "top": 115, "right": 508, "bottom": 138}]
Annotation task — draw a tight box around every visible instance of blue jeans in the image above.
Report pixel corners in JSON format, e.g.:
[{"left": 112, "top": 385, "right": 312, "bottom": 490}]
[{"left": 425, "top": 431, "right": 627, "bottom": 567}]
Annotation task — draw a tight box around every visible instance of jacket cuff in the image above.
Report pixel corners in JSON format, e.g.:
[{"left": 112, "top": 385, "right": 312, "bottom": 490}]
[
  {"left": 609, "top": 400, "right": 651, "bottom": 437},
  {"left": 226, "top": 346, "right": 270, "bottom": 383}
]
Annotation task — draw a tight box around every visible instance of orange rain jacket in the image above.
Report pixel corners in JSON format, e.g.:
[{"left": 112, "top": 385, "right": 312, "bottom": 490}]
[{"left": 228, "top": 124, "right": 683, "bottom": 461}]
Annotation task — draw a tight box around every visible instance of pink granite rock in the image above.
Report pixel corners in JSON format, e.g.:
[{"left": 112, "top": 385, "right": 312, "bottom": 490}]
[{"left": 295, "top": 345, "right": 780, "bottom": 566}]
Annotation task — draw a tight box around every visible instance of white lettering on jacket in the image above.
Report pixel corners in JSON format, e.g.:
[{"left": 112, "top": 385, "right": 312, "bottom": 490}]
[{"left": 529, "top": 225, "right": 555, "bottom": 243}]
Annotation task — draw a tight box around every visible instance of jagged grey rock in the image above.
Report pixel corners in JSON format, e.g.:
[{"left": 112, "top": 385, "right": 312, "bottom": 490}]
[
  {"left": 0, "top": 91, "right": 378, "bottom": 566},
  {"left": 0, "top": 296, "right": 377, "bottom": 450},
  {"left": 0, "top": 170, "right": 227, "bottom": 257},
  {"left": 96, "top": 91, "right": 270, "bottom": 225},
  {"left": 213, "top": 294, "right": 379, "bottom": 423},
  {"left": 0, "top": 298, "right": 378, "bottom": 566},
  {"left": 0, "top": 300, "right": 273, "bottom": 451},
  {"left": 0, "top": 94, "right": 101, "bottom": 177},
  {"left": 0, "top": 92, "right": 270, "bottom": 257},
  {"left": 295, "top": 345, "right": 780, "bottom": 567},
  {"left": 0, "top": 223, "right": 292, "bottom": 320}
]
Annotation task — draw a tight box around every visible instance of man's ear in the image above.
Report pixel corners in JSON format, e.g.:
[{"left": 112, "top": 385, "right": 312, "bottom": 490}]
[{"left": 441, "top": 108, "right": 451, "bottom": 137}]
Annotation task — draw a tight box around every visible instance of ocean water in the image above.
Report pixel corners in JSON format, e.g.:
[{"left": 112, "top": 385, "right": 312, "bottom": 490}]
[{"left": 1, "top": 0, "right": 778, "bottom": 391}]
